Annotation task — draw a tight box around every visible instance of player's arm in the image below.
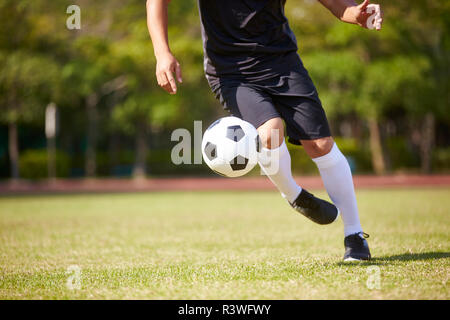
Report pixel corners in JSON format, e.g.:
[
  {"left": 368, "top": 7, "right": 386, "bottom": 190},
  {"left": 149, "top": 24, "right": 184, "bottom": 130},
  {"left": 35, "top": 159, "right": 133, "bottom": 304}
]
[
  {"left": 146, "top": 0, "right": 182, "bottom": 95},
  {"left": 318, "top": 0, "right": 383, "bottom": 30}
]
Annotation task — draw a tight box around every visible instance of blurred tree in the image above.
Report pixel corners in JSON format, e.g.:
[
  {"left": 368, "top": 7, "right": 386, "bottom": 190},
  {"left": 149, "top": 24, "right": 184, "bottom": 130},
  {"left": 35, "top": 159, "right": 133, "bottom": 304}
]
[
  {"left": 290, "top": 0, "right": 449, "bottom": 174},
  {"left": 386, "top": 0, "right": 450, "bottom": 173},
  {"left": 0, "top": 51, "right": 60, "bottom": 179},
  {"left": 61, "top": 36, "right": 116, "bottom": 177},
  {"left": 109, "top": 0, "right": 215, "bottom": 178},
  {"left": 0, "top": 0, "right": 447, "bottom": 179}
]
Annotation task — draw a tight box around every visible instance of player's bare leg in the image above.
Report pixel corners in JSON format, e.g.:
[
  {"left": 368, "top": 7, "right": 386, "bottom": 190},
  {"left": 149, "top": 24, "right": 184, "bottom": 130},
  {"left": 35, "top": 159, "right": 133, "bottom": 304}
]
[
  {"left": 257, "top": 118, "right": 339, "bottom": 225},
  {"left": 257, "top": 117, "right": 285, "bottom": 150},
  {"left": 302, "top": 137, "right": 371, "bottom": 261}
]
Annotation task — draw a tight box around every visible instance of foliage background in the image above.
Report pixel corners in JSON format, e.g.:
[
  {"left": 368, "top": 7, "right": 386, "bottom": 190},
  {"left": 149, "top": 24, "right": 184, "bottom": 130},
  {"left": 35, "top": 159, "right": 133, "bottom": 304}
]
[{"left": 0, "top": 0, "right": 448, "bottom": 179}]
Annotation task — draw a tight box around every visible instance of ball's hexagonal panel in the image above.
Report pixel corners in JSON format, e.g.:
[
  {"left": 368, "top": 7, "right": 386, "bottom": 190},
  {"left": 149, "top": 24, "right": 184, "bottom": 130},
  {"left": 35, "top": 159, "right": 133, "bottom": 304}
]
[
  {"left": 204, "top": 142, "right": 217, "bottom": 161},
  {"left": 230, "top": 155, "right": 249, "bottom": 171},
  {"left": 226, "top": 125, "right": 245, "bottom": 142}
]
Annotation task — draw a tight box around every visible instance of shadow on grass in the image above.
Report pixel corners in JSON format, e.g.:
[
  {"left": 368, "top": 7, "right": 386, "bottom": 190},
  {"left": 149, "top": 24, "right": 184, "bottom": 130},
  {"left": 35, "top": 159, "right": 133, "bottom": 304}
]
[
  {"left": 335, "top": 251, "right": 450, "bottom": 267},
  {"left": 373, "top": 251, "right": 450, "bottom": 262}
]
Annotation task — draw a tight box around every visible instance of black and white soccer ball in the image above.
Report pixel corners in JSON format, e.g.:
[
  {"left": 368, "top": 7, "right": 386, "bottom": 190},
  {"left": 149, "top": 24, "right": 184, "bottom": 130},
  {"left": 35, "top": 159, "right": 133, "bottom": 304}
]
[{"left": 202, "top": 116, "right": 261, "bottom": 178}]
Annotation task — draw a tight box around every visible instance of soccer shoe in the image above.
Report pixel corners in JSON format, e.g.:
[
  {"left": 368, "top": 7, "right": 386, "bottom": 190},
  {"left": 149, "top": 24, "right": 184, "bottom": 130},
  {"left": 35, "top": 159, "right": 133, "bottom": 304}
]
[
  {"left": 289, "top": 189, "right": 340, "bottom": 225},
  {"left": 343, "top": 232, "right": 371, "bottom": 262}
]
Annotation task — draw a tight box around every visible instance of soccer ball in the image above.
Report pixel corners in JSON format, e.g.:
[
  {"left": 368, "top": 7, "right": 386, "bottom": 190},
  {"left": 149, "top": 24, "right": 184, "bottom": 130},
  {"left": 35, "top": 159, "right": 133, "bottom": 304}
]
[{"left": 202, "top": 116, "right": 261, "bottom": 178}]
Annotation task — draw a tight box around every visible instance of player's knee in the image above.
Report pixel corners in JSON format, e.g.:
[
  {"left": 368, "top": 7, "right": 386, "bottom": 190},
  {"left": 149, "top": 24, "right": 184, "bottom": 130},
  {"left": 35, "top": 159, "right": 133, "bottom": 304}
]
[
  {"left": 260, "top": 132, "right": 284, "bottom": 149},
  {"left": 257, "top": 118, "right": 284, "bottom": 149},
  {"left": 302, "top": 137, "right": 334, "bottom": 158}
]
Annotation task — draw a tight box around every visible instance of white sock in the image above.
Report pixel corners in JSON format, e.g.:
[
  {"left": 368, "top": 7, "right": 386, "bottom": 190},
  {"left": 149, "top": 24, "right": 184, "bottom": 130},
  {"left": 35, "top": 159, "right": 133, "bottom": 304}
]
[
  {"left": 258, "top": 141, "right": 302, "bottom": 203},
  {"left": 312, "top": 143, "right": 363, "bottom": 236}
]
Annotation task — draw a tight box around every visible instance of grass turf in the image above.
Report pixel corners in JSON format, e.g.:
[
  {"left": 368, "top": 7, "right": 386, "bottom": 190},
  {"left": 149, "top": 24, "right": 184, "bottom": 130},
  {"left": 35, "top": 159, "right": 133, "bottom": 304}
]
[{"left": 0, "top": 188, "right": 449, "bottom": 299}]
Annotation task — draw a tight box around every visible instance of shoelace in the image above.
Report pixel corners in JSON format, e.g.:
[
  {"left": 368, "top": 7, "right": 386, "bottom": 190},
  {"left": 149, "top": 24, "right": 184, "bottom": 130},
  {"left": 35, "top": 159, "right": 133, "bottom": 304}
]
[
  {"left": 347, "top": 232, "right": 370, "bottom": 246},
  {"left": 361, "top": 232, "right": 370, "bottom": 239}
]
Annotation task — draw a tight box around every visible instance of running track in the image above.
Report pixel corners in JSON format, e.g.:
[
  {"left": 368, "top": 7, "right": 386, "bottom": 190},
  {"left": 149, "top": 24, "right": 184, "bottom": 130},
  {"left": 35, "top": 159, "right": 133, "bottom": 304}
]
[{"left": 0, "top": 175, "right": 449, "bottom": 195}]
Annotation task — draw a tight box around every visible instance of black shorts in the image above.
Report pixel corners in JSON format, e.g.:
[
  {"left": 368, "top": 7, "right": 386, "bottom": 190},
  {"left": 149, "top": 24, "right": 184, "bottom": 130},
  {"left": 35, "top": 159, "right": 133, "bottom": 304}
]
[{"left": 209, "top": 60, "right": 331, "bottom": 145}]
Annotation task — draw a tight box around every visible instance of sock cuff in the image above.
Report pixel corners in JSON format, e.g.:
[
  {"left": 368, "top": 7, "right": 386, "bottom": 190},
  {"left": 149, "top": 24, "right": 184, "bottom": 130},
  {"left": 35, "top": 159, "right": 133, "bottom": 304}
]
[
  {"left": 312, "top": 143, "right": 345, "bottom": 169},
  {"left": 259, "top": 140, "right": 288, "bottom": 159}
]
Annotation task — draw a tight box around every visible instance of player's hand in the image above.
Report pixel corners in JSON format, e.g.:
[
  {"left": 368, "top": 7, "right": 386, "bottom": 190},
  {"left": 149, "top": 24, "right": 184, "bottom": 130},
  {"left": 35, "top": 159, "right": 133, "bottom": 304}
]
[
  {"left": 155, "top": 52, "right": 182, "bottom": 95},
  {"left": 350, "top": 0, "right": 384, "bottom": 31}
]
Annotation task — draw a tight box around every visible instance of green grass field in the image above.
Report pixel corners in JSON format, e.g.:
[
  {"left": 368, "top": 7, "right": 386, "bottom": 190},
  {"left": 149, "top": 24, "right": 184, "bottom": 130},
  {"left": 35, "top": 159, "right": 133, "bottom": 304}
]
[{"left": 0, "top": 188, "right": 449, "bottom": 299}]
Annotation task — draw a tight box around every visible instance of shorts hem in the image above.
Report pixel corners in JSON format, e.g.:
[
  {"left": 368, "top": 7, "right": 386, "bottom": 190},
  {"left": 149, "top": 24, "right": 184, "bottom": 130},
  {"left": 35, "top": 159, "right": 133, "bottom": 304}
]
[
  {"left": 287, "top": 134, "right": 332, "bottom": 146},
  {"left": 251, "top": 113, "right": 282, "bottom": 130}
]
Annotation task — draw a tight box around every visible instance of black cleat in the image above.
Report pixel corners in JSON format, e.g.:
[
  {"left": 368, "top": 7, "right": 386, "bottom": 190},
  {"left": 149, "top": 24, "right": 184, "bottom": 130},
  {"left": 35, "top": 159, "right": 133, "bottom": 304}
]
[
  {"left": 343, "top": 232, "right": 371, "bottom": 261},
  {"left": 289, "top": 189, "right": 340, "bottom": 225}
]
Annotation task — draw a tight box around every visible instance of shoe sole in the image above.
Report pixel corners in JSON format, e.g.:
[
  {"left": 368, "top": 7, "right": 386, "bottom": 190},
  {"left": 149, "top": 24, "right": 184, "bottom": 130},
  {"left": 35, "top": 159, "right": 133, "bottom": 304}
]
[
  {"left": 343, "top": 257, "right": 363, "bottom": 262},
  {"left": 343, "top": 255, "right": 371, "bottom": 262}
]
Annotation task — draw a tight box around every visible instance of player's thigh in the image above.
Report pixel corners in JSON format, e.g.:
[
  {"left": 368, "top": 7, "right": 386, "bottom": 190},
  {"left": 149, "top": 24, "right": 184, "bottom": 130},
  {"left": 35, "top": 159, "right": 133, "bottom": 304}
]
[{"left": 215, "top": 84, "right": 284, "bottom": 148}]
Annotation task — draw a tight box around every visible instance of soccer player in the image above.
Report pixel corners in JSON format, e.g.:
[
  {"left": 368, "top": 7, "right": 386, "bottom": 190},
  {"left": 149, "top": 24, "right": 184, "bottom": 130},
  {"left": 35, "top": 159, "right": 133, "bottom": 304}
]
[{"left": 146, "top": 0, "right": 383, "bottom": 261}]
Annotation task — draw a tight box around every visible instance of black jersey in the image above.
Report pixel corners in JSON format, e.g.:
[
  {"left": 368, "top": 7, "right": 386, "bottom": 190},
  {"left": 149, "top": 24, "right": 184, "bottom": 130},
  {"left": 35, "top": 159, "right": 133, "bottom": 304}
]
[{"left": 197, "top": 0, "right": 301, "bottom": 84}]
